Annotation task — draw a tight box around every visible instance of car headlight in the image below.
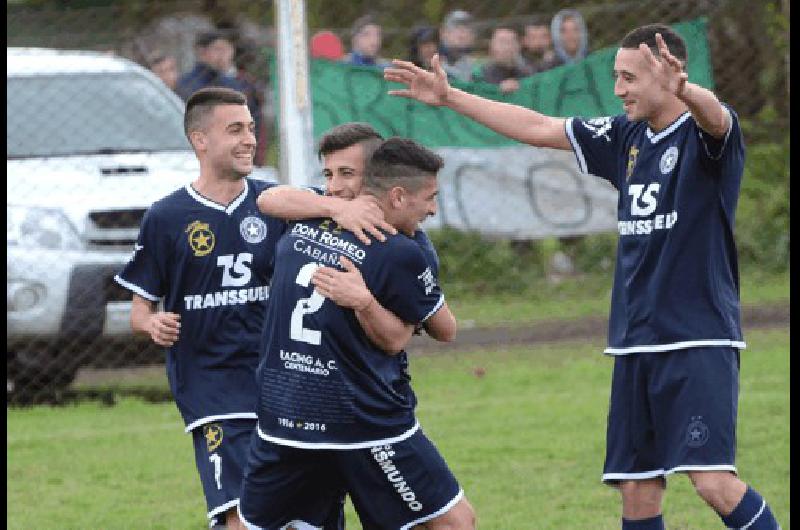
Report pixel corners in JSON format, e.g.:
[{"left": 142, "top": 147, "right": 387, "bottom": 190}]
[{"left": 7, "top": 205, "right": 83, "bottom": 250}]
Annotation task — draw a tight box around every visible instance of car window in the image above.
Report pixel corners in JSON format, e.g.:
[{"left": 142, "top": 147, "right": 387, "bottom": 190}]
[{"left": 7, "top": 72, "right": 190, "bottom": 158}]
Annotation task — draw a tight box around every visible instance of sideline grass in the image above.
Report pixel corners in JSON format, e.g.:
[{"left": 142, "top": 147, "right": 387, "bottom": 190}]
[
  {"left": 7, "top": 328, "right": 789, "bottom": 529},
  {"left": 448, "top": 270, "right": 788, "bottom": 326}
]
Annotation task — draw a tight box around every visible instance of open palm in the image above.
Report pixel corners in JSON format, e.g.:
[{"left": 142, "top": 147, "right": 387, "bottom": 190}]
[{"left": 384, "top": 53, "right": 451, "bottom": 106}]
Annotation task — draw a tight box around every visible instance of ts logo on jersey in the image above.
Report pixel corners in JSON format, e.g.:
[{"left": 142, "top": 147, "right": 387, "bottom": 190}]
[
  {"left": 186, "top": 221, "right": 215, "bottom": 257},
  {"left": 628, "top": 183, "right": 660, "bottom": 217},
  {"left": 204, "top": 423, "right": 223, "bottom": 452}
]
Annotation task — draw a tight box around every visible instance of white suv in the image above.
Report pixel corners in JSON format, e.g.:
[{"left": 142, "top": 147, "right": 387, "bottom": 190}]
[{"left": 7, "top": 47, "right": 201, "bottom": 400}]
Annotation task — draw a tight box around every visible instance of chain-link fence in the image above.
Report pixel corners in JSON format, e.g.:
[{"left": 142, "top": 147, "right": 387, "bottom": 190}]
[{"left": 7, "top": 0, "right": 788, "bottom": 403}]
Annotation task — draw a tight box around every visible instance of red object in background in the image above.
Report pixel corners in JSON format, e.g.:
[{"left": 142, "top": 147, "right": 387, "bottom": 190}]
[{"left": 310, "top": 30, "right": 344, "bottom": 60}]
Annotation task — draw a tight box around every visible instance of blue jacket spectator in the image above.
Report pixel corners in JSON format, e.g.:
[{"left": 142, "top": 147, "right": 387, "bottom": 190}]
[{"left": 342, "top": 14, "right": 390, "bottom": 68}]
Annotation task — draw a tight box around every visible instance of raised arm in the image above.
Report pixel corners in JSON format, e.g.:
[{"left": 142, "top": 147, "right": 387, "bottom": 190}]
[
  {"left": 257, "top": 186, "right": 396, "bottom": 244},
  {"left": 645, "top": 33, "right": 730, "bottom": 138},
  {"left": 384, "top": 54, "right": 571, "bottom": 151}
]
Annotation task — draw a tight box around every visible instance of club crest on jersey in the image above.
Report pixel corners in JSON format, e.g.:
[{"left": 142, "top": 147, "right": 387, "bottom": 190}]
[
  {"left": 686, "top": 416, "right": 709, "bottom": 448},
  {"left": 186, "top": 220, "right": 215, "bottom": 257},
  {"left": 581, "top": 117, "right": 613, "bottom": 142},
  {"left": 240, "top": 215, "right": 268, "bottom": 244},
  {"left": 417, "top": 267, "right": 436, "bottom": 295},
  {"left": 204, "top": 423, "right": 223, "bottom": 452},
  {"left": 626, "top": 145, "right": 639, "bottom": 181},
  {"left": 660, "top": 146, "right": 679, "bottom": 174}
]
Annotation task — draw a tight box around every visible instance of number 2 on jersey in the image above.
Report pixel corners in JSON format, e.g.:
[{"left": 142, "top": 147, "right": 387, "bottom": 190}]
[{"left": 290, "top": 262, "right": 325, "bottom": 345}]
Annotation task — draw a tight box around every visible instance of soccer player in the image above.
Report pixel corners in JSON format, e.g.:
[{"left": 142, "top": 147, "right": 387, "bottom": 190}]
[
  {"left": 114, "top": 87, "right": 333, "bottom": 530},
  {"left": 256, "top": 122, "right": 444, "bottom": 342},
  {"left": 238, "top": 138, "right": 475, "bottom": 529},
  {"left": 384, "top": 23, "right": 780, "bottom": 530}
]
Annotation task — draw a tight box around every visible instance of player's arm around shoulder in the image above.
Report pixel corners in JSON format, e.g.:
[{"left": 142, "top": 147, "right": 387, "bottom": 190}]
[
  {"left": 311, "top": 256, "right": 414, "bottom": 355},
  {"left": 257, "top": 186, "right": 396, "bottom": 245}
]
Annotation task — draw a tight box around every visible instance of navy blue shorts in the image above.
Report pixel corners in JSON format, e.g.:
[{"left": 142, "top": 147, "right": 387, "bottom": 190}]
[
  {"left": 239, "top": 427, "right": 463, "bottom": 530},
  {"left": 602, "top": 347, "right": 740, "bottom": 484},
  {"left": 191, "top": 419, "right": 257, "bottom": 526}
]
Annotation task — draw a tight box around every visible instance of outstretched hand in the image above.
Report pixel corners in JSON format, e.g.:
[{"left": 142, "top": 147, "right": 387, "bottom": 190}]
[
  {"left": 384, "top": 53, "right": 452, "bottom": 106},
  {"left": 640, "top": 33, "right": 688, "bottom": 98}
]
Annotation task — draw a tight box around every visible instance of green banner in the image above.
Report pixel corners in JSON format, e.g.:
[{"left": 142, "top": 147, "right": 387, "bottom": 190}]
[{"left": 282, "top": 18, "right": 713, "bottom": 148}]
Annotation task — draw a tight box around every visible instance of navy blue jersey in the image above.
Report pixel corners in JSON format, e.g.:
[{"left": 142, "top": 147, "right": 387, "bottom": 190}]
[
  {"left": 565, "top": 106, "right": 746, "bottom": 355},
  {"left": 306, "top": 185, "right": 441, "bottom": 275},
  {"left": 115, "top": 178, "right": 288, "bottom": 430},
  {"left": 256, "top": 219, "right": 444, "bottom": 448}
]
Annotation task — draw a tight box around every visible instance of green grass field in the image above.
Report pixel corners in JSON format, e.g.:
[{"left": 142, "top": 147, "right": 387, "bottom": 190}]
[{"left": 7, "top": 327, "right": 789, "bottom": 529}]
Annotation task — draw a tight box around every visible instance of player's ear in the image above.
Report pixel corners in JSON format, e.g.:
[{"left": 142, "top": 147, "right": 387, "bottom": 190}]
[
  {"left": 189, "top": 130, "right": 207, "bottom": 151},
  {"left": 388, "top": 186, "right": 405, "bottom": 209}
]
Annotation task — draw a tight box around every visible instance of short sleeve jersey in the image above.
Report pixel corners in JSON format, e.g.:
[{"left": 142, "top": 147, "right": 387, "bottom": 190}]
[
  {"left": 115, "top": 178, "right": 287, "bottom": 430},
  {"left": 565, "top": 106, "right": 746, "bottom": 355},
  {"left": 255, "top": 219, "right": 444, "bottom": 449}
]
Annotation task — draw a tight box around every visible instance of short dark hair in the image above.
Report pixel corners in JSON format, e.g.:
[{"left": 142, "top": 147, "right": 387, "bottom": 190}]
[
  {"left": 363, "top": 137, "right": 444, "bottom": 195},
  {"left": 195, "top": 29, "right": 232, "bottom": 48},
  {"left": 620, "top": 23, "right": 688, "bottom": 65},
  {"left": 317, "top": 122, "right": 384, "bottom": 160},
  {"left": 184, "top": 87, "right": 247, "bottom": 140},
  {"left": 351, "top": 14, "right": 379, "bottom": 37}
]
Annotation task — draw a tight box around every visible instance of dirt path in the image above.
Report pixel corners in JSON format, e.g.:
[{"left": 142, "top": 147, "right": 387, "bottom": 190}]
[{"left": 407, "top": 302, "right": 790, "bottom": 354}]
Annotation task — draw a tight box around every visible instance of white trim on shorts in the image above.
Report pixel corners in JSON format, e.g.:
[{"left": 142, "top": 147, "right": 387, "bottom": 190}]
[
  {"left": 237, "top": 504, "right": 322, "bottom": 530},
  {"left": 602, "top": 464, "right": 738, "bottom": 483},
  {"left": 604, "top": 339, "right": 746, "bottom": 355},
  {"left": 185, "top": 413, "right": 258, "bottom": 433},
  {"left": 400, "top": 488, "right": 464, "bottom": 530},
  {"left": 256, "top": 420, "right": 420, "bottom": 450},
  {"left": 209, "top": 499, "right": 239, "bottom": 524}
]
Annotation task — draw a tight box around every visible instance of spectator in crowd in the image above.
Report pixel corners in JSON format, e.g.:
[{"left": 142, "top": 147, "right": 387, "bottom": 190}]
[
  {"left": 233, "top": 39, "right": 268, "bottom": 166},
  {"left": 551, "top": 9, "right": 589, "bottom": 67},
  {"left": 146, "top": 50, "right": 179, "bottom": 92},
  {"left": 407, "top": 25, "right": 439, "bottom": 70},
  {"left": 176, "top": 30, "right": 241, "bottom": 100},
  {"left": 438, "top": 9, "right": 477, "bottom": 82},
  {"left": 522, "top": 17, "right": 559, "bottom": 73},
  {"left": 342, "top": 14, "right": 389, "bottom": 68},
  {"left": 176, "top": 30, "right": 265, "bottom": 165},
  {"left": 310, "top": 30, "right": 345, "bottom": 60},
  {"left": 473, "top": 25, "right": 533, "bottom": 94}
]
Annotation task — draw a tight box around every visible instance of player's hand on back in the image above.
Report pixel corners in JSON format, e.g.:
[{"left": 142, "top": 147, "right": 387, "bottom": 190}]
[
  {"left": 384, "top": 54, "right": 452, "bottom": 107},
  {"left": 147, "top": 312, "right": 181, "bottom": 347},
  {"left": 312, "top": 256, "right": 374, "bottom": 311},
  {"left": 332, "top": 195, "right": 396, "bottom": 245}
]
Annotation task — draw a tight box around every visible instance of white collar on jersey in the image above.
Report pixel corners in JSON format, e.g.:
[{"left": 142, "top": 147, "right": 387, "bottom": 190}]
[
  {"left": 185, "top": 179, "right": 249, "bottom": 215},
  {"left": 646, "top": 112, "right": 691, "bottom": 144}
]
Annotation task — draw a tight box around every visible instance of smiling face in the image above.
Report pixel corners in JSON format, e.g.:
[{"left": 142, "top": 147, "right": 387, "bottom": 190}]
[
  {"left": 613, "top": 47, "right": 671, "bottom": 123},
  {"left": 192, "top": 104, "right": 256, "bottom": 179},
  {"left": 392, "top": 175, "right": 439, "bottom": 236},
  {"left": 322, "top": 143, "right": 366, "bottom": 199}
]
